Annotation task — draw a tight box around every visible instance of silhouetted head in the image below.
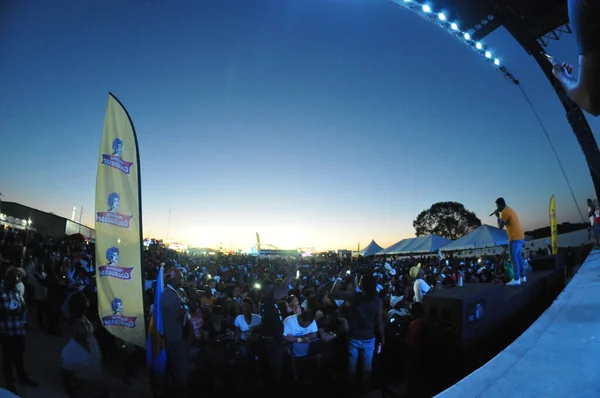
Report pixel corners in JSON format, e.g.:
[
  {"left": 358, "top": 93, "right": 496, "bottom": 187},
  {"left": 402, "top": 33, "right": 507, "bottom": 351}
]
[
  {"left": 298, "top": 310, "right": 315, "bottom": 328},
  {"left": 410, "top": 302, "right": 425, "bottom": 319},
  {"left": 495, "top": 197, "right": 506, "bottom": 212},
  {"left": 359, "top": 274, "right": 377, "bottom": 299}
]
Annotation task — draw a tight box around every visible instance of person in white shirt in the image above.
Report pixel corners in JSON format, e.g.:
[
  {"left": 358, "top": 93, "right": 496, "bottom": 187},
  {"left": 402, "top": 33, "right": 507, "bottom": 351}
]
[
  {"left": 234, "top": 297, "right": 261, "bottom": 341},
  {"left": 409, "top": 265, "right": 430, "bottom": 303},
  {"left": 588, "top": 198, "right": 596, "bottom": 226},
  {"left": 387, "top": 295, "right": 408, "bottom": 319},
  {"left": 282, "top": 311, "right": 318, "bottom": 357}
]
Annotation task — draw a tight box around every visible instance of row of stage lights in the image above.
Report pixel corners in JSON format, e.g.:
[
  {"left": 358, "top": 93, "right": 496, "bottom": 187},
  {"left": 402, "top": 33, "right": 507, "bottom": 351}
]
[{"left": 391, "top": 0, "right": 519, "bottom": 85}]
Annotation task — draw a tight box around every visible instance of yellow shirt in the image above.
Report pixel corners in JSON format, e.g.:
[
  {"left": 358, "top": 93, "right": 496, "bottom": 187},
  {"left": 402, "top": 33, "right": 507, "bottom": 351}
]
[{"left": 500, "top": 207, "right": 524, "bottom": 241}]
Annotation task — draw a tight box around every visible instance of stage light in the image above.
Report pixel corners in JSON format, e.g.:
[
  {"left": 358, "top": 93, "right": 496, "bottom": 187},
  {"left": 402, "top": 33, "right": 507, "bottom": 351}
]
[{"left": 389, "top": 0, "right": 519, "bottom": 85}]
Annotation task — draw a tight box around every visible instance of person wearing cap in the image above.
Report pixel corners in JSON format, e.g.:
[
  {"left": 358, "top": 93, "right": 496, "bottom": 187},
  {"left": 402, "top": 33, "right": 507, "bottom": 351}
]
[
  {"left": 387, "top": 295, "right": 407, "bottom": 319},
  {"left": 410, "top": 264, "right": 430, "bottom": 303},
  {"left": 160, "top": 268, "right": 191, "bottom": 397},
  {"left": 494, "top": 197, "right": 526, "bottom": 286}
]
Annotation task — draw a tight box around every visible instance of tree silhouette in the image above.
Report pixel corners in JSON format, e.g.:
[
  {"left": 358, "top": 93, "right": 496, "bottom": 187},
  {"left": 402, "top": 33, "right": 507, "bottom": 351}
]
[{"left": 413, "top": 201, "right": 481, "bottom": 240}]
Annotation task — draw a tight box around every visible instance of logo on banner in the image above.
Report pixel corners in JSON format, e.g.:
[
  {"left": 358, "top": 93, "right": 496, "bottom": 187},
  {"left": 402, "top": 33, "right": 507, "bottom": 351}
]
[
  {"left": 97, "top": 192, "right": 134, "bottom": 228},
  {"left": 101, "top": 298, "right": 137, "bottom": 328},
  {"left": 101, "top": 138, "right": 134, "bottom": 174},
  {"left": 98, "top": 247, "right": 134, "bottom": 280}
]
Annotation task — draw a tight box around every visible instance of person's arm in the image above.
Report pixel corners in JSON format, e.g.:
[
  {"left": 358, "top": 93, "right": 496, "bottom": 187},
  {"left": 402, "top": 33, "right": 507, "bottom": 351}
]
[
  {"left": 337, "top": 316, "right": 350, "bottom": 333},
  {"left": 330, "top": 268, "right": 355, "bottom": 301},
  {"left": 282, "top": 329, "right": 312, "bottom": 343},
  {"left": 233, "top": 316, "right": 242, "bottom": 341},
  {"left": 303, "top": 320, "right": 318, "bottom": 341},
  {"left": 283, "top": 334, "right": 297, "bottom": 343},
  {"left": 554, "top": 54, "right": 600, "bottom": 116},
  {"left": 377, "top": 299, "right": 385, "bottom": 347},
  {"left": 331, "top": 282, "right": 355, "bottom": 301},
  {"left": 273, "top": 264, "right": 297, "bottom": 301},
  {"left": 282, "top": 317, "right": 296, "bottom": 343},
  {"left": 552, "top": 0, "right": 600, "bottom": 115},
  {"left": 497, "top": 217, "right": 505, "bottom": 229},
  {"left": 283, "top": 318, "right": 317, "bottom": 343},
  {"left": 497, "top": 210, "right": 507, "bottom": 229},
  {"left": 283, "top": 334, "right": 311, "bottom": 343},
  {"left": 413, "top": 281, "right": 421, "bottom": 303}
]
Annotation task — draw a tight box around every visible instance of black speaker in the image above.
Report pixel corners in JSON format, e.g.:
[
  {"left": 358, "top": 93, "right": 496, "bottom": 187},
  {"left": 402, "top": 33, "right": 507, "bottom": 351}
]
[
  {"left": 530, "top": 255, "right": 560, "bottom": 271},
  {"left": 423, "top": 283, "right": 504, "bottom": 347}
]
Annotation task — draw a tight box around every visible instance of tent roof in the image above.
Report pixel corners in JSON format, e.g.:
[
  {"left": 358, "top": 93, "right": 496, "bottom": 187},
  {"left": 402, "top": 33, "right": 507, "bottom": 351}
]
[
  {"left": 359, "top": 240, "right": 384, "bottom": 256},
  {"left": 402, "top": 235, "right": 452, "bottom": 254},
  {"left": 378, "top": 238, "right": 413, "bottom": 255},
  {"left": 440, "top": 224, "right": 508, "bottom": 251},
  {"left": 378, "top": 235, "right": 452, "bottom": 255}
]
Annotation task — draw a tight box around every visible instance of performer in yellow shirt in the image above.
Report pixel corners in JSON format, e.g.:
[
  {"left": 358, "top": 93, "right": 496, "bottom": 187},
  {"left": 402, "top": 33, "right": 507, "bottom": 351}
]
[{"left": 494, "top": 197, "right": 526, "bottom": 286}]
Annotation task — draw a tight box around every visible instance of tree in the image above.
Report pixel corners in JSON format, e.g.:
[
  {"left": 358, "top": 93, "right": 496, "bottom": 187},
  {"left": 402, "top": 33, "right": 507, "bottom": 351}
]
[{"left": 413, "top": 201, "right": 482, "bottom": 240}]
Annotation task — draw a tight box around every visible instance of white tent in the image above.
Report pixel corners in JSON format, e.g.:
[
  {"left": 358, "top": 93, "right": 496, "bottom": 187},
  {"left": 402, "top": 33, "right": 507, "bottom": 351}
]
[
  {"left": 400, "top": 234, "right": 452, "bottom": 254},
  {"left": 440, "top": 225, "right": 508, "bottom": 251},
  {"left": 378, "top": 238, "right": 413, "bottom": 255},
  {"left": 359, "top": 240, "right": 384, "bottom": 256},
  {"left": 377, "top": 235, "right": 452, "bottom": 255}
]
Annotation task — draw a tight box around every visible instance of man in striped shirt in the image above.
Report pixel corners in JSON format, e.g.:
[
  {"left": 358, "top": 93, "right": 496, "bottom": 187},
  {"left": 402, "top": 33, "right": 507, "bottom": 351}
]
[{"left": 0, "top": 267, "right": 38, "bottom": 394}]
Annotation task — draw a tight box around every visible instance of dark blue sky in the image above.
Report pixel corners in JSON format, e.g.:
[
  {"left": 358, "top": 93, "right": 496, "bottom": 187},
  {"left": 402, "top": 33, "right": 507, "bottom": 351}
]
[{"left": 1, "top": 0, "right": 598, "bottom": 250}]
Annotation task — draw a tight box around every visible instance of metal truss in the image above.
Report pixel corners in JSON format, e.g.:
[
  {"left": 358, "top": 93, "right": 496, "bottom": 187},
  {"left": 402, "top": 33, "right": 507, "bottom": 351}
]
[{"left": 537, "top": 23, "right": 572, "bottom": 48}]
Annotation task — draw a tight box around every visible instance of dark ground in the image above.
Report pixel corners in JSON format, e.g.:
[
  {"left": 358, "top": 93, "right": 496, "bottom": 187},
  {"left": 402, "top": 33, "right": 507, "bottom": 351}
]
[{"left": 2, "top": 312, "right": 152, "bottom": 398}]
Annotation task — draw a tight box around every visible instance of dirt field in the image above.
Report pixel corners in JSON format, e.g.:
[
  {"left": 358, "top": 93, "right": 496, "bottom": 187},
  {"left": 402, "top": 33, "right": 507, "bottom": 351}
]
[{"left": 5, "top": 319, "right": 152, "bottom": 398}]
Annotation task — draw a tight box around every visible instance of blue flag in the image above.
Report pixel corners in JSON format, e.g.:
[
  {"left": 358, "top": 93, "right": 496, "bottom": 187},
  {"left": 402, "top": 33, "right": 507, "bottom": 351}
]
[{"left": 146, "top": 266, "right": 167, "bottom": 385}]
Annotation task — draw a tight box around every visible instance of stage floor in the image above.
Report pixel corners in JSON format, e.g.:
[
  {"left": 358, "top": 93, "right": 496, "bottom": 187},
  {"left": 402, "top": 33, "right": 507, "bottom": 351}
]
[
  {"left": 428, "top": 269, "right": 555, "bottom": 300},
  {"left": 436, "top": 250, "right": 600, "bottom": 398}
]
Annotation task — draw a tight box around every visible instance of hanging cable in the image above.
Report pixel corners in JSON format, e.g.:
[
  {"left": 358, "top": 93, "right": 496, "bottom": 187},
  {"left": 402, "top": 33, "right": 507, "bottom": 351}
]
[{"left": 516, "top": 83, "right": 587, "bottom": 225}]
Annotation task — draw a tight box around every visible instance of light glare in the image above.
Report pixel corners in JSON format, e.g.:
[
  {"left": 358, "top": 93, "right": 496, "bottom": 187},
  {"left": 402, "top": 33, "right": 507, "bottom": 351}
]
[{"left": 391, "top": 0, "right": 518, "bottom": 84}]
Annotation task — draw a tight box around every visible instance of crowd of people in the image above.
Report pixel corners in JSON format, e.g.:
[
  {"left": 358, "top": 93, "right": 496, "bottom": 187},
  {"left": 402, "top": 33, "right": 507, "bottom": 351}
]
[{"left": 0, "top": 221, "right": 586, "bottom": 397}]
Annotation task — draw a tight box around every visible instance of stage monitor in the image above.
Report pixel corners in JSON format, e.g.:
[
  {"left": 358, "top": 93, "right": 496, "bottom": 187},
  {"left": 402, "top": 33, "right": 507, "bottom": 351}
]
[{"left": 530, "top": 255, "right": 560, "bottom": 271}]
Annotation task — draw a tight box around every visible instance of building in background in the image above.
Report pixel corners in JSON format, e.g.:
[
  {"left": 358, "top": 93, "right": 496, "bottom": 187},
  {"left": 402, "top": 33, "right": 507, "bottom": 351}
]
[{"left": 0, "top": 201, "right": 95, "bottom": 240}]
